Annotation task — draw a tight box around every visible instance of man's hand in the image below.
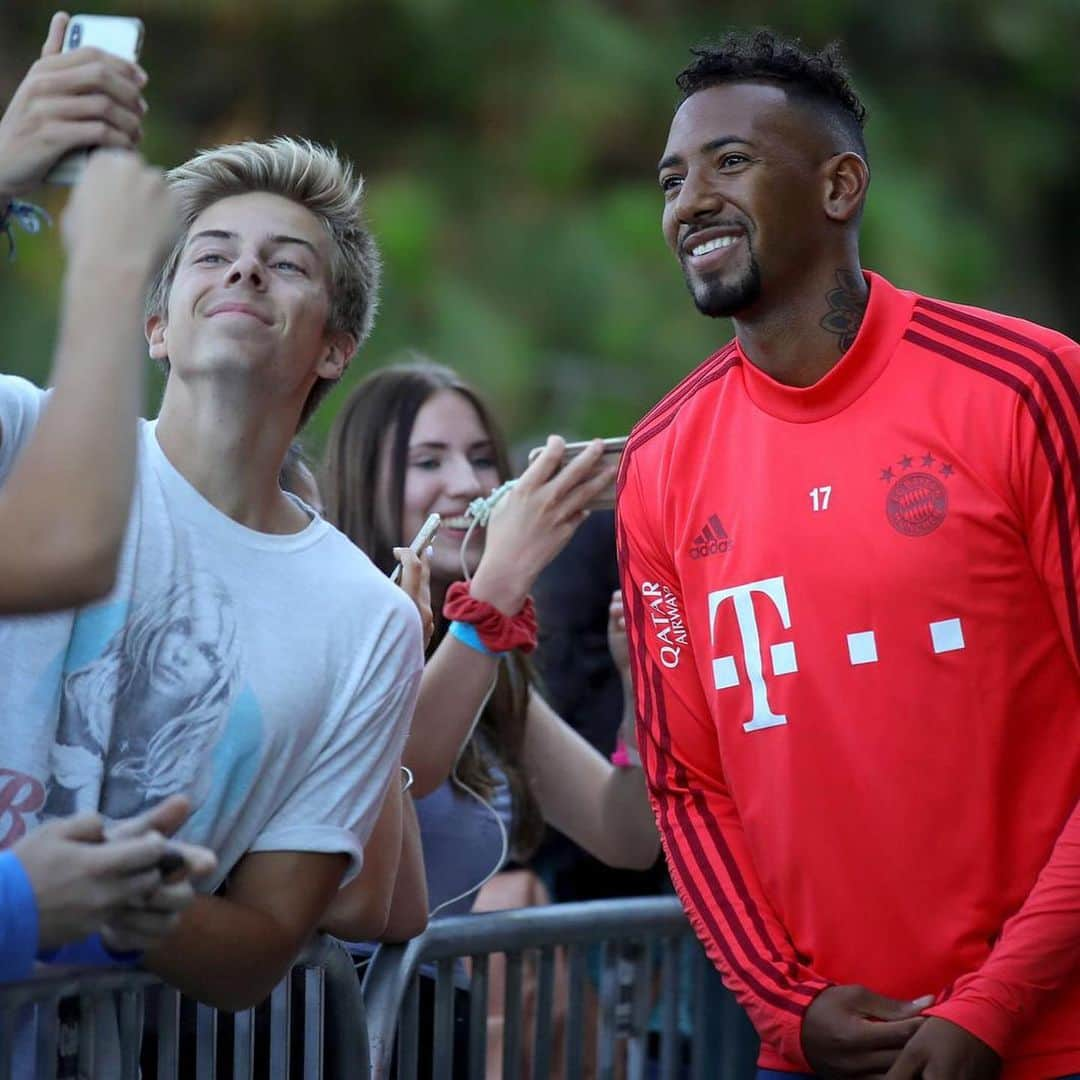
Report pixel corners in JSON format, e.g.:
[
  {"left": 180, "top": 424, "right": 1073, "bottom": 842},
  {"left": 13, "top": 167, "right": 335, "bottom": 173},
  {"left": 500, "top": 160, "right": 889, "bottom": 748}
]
[
  {"left": 60, "top": 148, "right": 179, "bottom": 275},
  {"left": 883, "top": 1017, "right": 1001, "bottom": 1080},
  {"left": 102, "top": 794, "right": 217, "bottom": 953},
  {"left": 14, "top": 812, "right": 167, "bottom": 951},
  {"left": 0, "top": 12, "right": 148, "bottom": 201},
  {"left": 802, "top": 985, "right": 934, "bottom": 1077}
]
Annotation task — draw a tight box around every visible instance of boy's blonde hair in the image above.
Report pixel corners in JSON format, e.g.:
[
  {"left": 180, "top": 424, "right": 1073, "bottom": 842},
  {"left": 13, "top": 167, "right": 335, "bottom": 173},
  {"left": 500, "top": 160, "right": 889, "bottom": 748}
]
[{"left": 147, "top": 137, "right": 381, "bottom": 426}]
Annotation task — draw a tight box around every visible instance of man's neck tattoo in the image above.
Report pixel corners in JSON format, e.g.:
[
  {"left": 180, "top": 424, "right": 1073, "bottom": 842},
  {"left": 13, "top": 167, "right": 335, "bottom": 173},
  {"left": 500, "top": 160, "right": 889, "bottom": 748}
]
[{"left": 819, "top": 269, "right": 868, "bottom": 353}]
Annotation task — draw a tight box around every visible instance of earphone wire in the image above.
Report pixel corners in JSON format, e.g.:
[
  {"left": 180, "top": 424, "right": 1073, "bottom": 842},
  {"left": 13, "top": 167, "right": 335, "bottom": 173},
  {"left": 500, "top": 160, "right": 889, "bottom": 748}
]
[
  {"left": 426, "top": 674, "right": 509, "bottom": 919},
  {"left": 459, "top": 480, "right": 517, "bottom": 583},
  {"left": 426, "top": 479, "right": 523, "bottom": 918}
]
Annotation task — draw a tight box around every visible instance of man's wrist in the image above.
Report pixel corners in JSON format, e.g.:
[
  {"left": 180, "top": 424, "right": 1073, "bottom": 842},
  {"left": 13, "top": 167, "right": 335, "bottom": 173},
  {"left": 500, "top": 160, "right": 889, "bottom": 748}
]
[{"left": 923, "top": 998, "right": 1013, "bottom": 1058}]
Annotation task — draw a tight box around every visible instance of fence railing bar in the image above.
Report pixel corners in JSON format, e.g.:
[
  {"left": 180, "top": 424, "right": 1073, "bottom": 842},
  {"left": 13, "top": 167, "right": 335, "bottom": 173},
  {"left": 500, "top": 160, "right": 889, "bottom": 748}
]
[
  {"left": 467, "top": 953, "right": 488, "bottom": 1080},
  {"left": 269, "top": 973, "right": 291, "bottom": 1079},
  {"left": 691, "top": 944, "right": 707, "bottom": 1080},
  {"left": 432, "top": 958, "right": 455, "bottom": 1080},
  {"left": 233, "top": 1006, "right": 255, "bottom": 1080},
  {"left": 118, "top": 987, "right": 142, "bottom": 1080},
  {"left": 564, "top": 943, "right": 586, "bottom": 1080},
  {"left": 76, "top": 994, "right": 96, "bottom": 1079},
  {"left": 502, "top": 950, "right": 523, "bottom": 1080},
  {"left": 597, "top": 939, "right": 617, "bottom": 1077},
  {"left": 659, "top": 936, "right": 679, "bottom": 1080},
  {"left": 399, "top": 899, "right": 690, "bottom": 962},
  {"left": 627, "top": 940, "right": 652, "bottom": 1080},
  {"left": 157, "top": 984, "right": 181, "bottom": 1080},
  {"left": 303, "top": 965, "right": 325, "bottom": 1080},
  {"left": 0, "top": 1001, "right": 15, "bottom": 1080},
  {"left": 33, "top": 998, "right": 58, "bottom": 1080},
  {"left": 196, "top": 1001, "right": 218, "bottom": 1080},
  {"left": 531, "top": 945, "right": 555, "bottom": 1080},
  {"left": 396, "top": 973, "right": 420, "bottom": 1080}
]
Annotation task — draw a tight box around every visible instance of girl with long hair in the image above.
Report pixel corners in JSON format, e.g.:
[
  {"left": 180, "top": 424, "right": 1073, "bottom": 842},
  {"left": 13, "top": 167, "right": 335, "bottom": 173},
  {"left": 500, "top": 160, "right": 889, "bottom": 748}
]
[{"left": 323, "top": 359, "right": 657, "bottom": 930}]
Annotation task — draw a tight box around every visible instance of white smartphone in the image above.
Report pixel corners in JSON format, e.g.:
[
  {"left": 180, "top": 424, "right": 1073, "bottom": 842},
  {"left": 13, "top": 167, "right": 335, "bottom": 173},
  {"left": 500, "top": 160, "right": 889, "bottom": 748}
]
[
  {"left": 389, "top": 512, "right": 442, "bottom": 584},
  {"left": 526, "top": 436, "right": 627, "bottom": 511},
  {"left": 44, "top": 15, "right": 145, "bottom": 186}
]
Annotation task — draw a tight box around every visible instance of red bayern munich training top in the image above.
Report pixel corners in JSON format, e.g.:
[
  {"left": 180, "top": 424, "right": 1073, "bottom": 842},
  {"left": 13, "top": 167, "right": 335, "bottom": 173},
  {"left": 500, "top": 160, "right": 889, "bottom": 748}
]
[{"left": 616, "top": 271, "right": 1080, "bottom": 1077}]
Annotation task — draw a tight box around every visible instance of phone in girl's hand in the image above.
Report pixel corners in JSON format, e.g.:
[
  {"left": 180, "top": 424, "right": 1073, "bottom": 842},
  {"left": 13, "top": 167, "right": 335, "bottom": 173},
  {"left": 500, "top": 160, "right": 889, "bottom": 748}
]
[
  {"left": 389, "top": 512, "right": 441, "bottom": 584},
  {"left": 527, "top": 436, "right": 627, "bottom": 511}
]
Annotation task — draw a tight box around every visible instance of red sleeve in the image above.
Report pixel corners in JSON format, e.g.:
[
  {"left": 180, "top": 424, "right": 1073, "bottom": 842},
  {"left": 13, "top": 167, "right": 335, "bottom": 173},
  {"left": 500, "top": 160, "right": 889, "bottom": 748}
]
[
  {"left": 926, "top": 341, "right": 1080, "bottom": 1052},
  {"left": 616, "top": 453, "right": 831, "bottom": 1068}
]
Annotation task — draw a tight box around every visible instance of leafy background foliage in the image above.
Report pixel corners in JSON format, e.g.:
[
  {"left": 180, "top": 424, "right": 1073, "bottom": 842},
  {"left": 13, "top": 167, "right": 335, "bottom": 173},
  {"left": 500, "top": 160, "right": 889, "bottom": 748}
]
[{"left": 2, "top": 0, "right": 1077, "bottom": 456}]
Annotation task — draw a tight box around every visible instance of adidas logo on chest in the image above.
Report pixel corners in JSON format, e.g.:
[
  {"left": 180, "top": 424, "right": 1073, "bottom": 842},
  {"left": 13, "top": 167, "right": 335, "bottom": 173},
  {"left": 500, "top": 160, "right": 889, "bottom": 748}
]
[{"left": 688, "top": 514, "right": 733, "bottom": 559}]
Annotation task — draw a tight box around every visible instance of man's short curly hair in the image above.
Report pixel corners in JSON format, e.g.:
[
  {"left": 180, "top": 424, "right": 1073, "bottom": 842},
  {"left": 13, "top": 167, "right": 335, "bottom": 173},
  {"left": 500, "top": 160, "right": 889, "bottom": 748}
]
[{"left": 676, "top": 29, "right": 868, "bottom": 161}]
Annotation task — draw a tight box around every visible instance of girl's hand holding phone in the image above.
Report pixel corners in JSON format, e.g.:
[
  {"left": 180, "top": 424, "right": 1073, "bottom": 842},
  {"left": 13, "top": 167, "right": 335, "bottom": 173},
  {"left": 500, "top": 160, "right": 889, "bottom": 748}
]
[
  {"left": 470, "top": 436, "right": 615, "bottom": 616},
  {"left": 393, "top": 545, "right": 434, "bottom": 649}
]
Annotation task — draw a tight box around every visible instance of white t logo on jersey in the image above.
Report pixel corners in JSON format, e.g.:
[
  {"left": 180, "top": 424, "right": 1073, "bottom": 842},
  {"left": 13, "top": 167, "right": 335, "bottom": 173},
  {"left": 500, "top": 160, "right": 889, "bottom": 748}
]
[{"left": 708, "top": 576, "right": 797, "bottom": 733}]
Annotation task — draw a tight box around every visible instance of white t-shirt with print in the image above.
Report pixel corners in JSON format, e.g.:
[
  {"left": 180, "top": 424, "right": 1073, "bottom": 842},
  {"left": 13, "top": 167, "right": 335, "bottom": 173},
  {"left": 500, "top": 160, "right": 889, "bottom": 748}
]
[{"left": 0, "top": 375, "right": 422, "bottom": 891}]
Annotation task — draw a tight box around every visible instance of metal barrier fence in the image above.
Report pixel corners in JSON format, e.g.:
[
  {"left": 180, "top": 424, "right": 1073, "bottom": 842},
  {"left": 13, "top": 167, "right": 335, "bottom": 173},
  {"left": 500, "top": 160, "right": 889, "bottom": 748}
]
[
  {"left": 0, "top": 900, "right": 759, "bottom": 1079},
  {"left": 0, "top": 935, "right": 369, "bottom": 1080},
  {"left": 361, "top": 896, "right": 759, "bottom": 1080}
]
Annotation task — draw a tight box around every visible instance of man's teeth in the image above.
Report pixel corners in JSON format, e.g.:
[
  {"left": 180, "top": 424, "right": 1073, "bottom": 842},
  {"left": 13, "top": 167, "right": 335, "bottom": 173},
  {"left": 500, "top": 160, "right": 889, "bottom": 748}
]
[
  {"left": 691, "top": 235, "right": 737, "bottom": 257},
  {"left": 442, "top": 516, "right": 472, "bottom": 529}
]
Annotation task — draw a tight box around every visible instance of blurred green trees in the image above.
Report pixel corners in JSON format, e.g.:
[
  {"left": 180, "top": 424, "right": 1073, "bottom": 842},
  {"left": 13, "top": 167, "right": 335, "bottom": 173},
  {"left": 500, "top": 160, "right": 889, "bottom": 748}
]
[{"left": 2, "top": 0, "right": 1078, "bottom": 454}]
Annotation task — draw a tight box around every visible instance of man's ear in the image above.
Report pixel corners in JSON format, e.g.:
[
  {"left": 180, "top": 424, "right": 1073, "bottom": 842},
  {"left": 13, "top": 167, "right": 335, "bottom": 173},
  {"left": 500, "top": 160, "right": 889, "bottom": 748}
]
[
  {"left": 315, "top": 330, "right": 357, "bottom": 381},
  {"left": 823, "top": 152, "right": 870, "bottom": 224},
  {"left": 146, "top": 314, "right": 168, "bottom": 361}
]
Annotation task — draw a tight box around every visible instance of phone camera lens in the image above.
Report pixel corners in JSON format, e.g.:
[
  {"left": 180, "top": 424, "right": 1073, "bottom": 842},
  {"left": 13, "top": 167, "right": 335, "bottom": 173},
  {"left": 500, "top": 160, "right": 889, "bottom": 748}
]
[{"left": 69, "top": 23, "right": 82, "bottom": 48}]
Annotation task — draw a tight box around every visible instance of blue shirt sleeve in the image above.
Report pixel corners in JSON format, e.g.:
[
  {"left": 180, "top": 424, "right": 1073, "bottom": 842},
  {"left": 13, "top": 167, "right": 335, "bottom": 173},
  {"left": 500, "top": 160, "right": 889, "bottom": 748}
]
[
  {"left": 0, "top": 851, "right": 39, "bottom": 982},
  {"left": 39, "top": 934, "right": 141, "bottom": 969}
]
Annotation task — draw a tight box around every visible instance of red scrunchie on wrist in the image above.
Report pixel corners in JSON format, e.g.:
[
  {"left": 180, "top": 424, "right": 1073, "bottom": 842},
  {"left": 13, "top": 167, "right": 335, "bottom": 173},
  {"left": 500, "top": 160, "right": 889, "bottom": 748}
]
[{"left": 443, "top": 581, "right": 538, "bottom": 654}]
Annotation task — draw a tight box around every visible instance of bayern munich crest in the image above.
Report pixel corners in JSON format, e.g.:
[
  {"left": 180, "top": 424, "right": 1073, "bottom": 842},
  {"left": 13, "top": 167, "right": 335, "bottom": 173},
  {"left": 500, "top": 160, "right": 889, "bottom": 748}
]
[{"left": 881, "top": 453, "right": 952, "bottom": 537}]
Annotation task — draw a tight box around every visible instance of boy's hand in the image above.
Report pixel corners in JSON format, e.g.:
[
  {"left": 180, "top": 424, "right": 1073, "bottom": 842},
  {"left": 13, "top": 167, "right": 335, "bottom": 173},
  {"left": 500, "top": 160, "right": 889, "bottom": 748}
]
[
  {"left": 0, "top": 12, "right": 148, "bottom": 201},
  {"left": 99, "top": 795, "right": 217, "bottom": 953},
  {"left": 15, "top": 813, "right": 168, "bottom": 951}
]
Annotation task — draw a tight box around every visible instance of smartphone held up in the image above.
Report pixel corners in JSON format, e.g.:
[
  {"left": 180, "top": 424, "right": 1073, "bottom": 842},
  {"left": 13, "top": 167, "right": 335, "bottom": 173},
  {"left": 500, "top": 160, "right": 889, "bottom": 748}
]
[
  {"left": 527, "top": 436, "right": 626, "bottom": 511},
  {"left": 44, "top": 15, "right": 145, "bottom": 186},
  {"left": 389, "top": 513, "right": 442, "bottom": 584}
]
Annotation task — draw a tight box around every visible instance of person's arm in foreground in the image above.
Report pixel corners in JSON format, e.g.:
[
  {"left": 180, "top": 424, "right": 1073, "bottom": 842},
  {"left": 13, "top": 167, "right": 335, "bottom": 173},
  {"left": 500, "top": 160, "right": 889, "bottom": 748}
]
[
  {"left": 521, "top": 690, "right": 658, "bottom": 870},
  {"left": 520, "top": 589, "right": 658, "bottom": 870},
  {"left": 143, "top": 850, "right": 348, "bottom": 1011},
  {"left": 405, "top": 436, "right": 612, "bottom": 797},
  {"left": 320, "top": 769, "right": 429, "bottom": 943},
  {"left": 321, "top": 546, "right": 431, "bottom": 943},
  {"left": 0, "top": 15, "right": 170, "bottom": 612},
  {"left": 886, "top": 344, "right": 1080, "bottom": 1080},
  {"left": 0, "top": 151, "right": 176, "bottom": 611},
  {"left": 0, "top": 796, "right": 215, "bottom": 979},
  {"left": 616, "top": 457, "right": 927, "bottom": 1074}
]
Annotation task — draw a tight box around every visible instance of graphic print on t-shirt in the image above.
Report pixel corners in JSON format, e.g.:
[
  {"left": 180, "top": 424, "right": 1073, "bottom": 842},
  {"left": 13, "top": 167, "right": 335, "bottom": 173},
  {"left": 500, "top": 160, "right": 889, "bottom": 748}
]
[{"left": 43, "top": 567, "right": 243, "bottom": 821}]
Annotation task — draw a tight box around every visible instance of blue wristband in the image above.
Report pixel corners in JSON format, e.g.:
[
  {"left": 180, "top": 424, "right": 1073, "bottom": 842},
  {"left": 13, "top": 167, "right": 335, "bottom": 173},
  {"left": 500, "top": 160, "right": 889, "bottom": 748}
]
[{"left": 448, "top": 619, "right": 501, "bottom": 656}]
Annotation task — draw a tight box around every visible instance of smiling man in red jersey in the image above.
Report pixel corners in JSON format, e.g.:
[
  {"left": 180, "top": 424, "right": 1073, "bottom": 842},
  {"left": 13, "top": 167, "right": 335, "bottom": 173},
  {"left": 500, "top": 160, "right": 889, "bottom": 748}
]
[
  {"left": 0, "top": 137, "right": 423, "bottom": 1009},
  {"left": 616, "top": 29, "right": 1080, "bottom": 1080}
]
